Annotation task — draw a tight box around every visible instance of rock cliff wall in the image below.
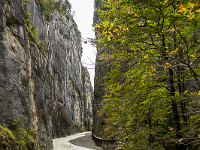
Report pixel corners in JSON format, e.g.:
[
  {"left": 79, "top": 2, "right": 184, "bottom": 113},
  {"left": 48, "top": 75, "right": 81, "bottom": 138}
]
[
  {"left": 93, "top": 0, "right": 106, "bottom": 138},
  {"left": 0, "top": 0, "right": 93, "bottom": 149}
]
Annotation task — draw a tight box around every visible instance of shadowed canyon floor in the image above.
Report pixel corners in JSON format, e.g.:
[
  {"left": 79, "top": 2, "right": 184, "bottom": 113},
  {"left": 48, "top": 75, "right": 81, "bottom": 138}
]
[{"left": 53, "top": 132, "right": 102, "bottom": 150}]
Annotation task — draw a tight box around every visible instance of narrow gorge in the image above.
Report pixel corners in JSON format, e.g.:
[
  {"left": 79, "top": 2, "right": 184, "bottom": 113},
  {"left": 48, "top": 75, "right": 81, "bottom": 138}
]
[
  {"left": 0, "top": 0, "right": 93, "bottom": 149},
  {"left": 2, "top": 0, "right": 200, "bottom": 150}
]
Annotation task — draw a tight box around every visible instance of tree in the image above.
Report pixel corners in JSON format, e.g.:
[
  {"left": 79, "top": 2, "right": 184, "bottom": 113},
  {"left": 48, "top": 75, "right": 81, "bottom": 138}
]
[
  {"left": 94, "top": 0, "right": 200, "bottom": 149},
  {"left": 37, "top": 0, "right": 72, "bottom": 21},
  {"left": 63, "top": 0, "right": 72, "bottom": 12}
]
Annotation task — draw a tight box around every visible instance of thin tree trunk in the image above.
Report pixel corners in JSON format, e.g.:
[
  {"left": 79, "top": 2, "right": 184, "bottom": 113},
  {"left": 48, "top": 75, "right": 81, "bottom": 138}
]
[
  {"left": 162, "top": 31, "right": 181, "bottom": 137},
  {"left": 169, "top": 68, "right": 181, "bottom": 135},
  {"left": 177, "top": 66, "right": 188, "bottom": 126}
]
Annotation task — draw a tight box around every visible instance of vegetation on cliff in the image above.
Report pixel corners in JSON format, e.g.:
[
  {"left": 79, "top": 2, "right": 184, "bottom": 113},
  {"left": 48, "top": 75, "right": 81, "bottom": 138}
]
[
  {"left": 23, "top": 0, "right": 72, "bottom": 58},
  {"left": 0, "top": 122, "right": 36, "bottom": 150},
  {"left": 37, "top": 0, "right": 71, "bottom": 21},
  {"left": 94, "top": 0, "right": 200, "bottom": 149},
  {"left": 23, "top": 0, "right": 48, "bottom": 60}
]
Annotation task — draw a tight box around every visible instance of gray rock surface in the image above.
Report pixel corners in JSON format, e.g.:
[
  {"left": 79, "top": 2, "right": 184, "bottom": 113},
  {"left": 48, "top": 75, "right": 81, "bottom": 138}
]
[
  {"left": 0, "top": 0, "right": 93, "bottom": 149},
  {"left": 93, "top": 0, "right": 106, "bottom": 138}
]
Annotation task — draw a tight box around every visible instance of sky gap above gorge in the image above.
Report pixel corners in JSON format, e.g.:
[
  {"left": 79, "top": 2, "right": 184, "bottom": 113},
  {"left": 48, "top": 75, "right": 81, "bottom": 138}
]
[{"left": 69, "top": 0, "right": 96, "bottom": 88}]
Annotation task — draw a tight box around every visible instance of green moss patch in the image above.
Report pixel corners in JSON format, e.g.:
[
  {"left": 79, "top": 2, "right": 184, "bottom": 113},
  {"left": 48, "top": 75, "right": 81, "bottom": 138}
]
[{"left": 0, "top": 124, "right": 36, "bottom": 150}]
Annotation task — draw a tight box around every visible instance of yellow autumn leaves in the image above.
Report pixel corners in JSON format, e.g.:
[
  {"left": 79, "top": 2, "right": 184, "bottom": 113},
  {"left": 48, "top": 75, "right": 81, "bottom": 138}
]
[
  {"left": 143, "top": 55, "right": 148, "bottom": 59},
  {"left": 163, "top": 0, "right": 168, "bottom": 5},
  {"left": 177, "top": 2, "right": 200, "bottom": 19},
  {"left": 183, "top": 90, "right": 200, "bottom": 96},
  {"left": 93, "top": 22, "right": 130, "bottom": 41},
  {"left": 168, "top": 127, "right": 174, "bottom": 131},
  {"left": 149, "top": 67, "right": 156, "bottom": 72},
  {"left": 127, "top": 7, "right": 139, "bottom": 18},
  {"left": 161, "top": 1, "right": 200, "bottom": 19},
  {"left": 164, "top": 62, "right": 171, "bottom": 68}
]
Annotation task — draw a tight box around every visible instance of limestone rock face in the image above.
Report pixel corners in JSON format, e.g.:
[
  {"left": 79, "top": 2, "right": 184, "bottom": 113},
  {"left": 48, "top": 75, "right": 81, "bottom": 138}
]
[
  {"left": 0, "top": 0, "right": 93, "bottom": 149},
  {"left": 93, "top": 0, "right": 106, "bottom": 138},
  {"left": 82, "top": 67, "right": 93, "bottom": 131}
]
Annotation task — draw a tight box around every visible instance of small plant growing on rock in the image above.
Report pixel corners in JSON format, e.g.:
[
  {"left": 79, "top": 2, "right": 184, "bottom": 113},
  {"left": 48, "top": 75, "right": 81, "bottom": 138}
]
[{"left": 0, "top": 120, "right": 37, "bottom": 150}]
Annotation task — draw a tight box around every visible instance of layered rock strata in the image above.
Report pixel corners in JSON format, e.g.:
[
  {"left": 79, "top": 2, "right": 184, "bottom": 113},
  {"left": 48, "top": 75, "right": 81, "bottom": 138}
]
[{"left": 0, "top": 0, "right": 93, "bottom": 149}]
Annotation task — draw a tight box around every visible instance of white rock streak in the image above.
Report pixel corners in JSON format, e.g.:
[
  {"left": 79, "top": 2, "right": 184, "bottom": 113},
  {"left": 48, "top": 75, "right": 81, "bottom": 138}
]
[{"left": 53, "top": 132, "right": 96, "bottom": 150}]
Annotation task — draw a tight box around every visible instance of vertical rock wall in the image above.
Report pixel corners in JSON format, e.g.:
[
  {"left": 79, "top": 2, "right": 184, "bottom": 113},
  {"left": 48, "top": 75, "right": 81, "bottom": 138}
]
[
  {"left": 0, "top": 0, "right": 93, "bottom": 149},
  {"left": 82, "top": 66, "right": 93, "bottom": 131},
  {"left": 93, "top": 0, "right": 106, "bottom": 138}
]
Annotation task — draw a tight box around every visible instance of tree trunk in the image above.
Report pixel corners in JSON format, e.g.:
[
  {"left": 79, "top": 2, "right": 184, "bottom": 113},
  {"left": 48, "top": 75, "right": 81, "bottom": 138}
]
[
  {"left": 169, "top": 68, "right": 181, "bottom": 136},
  {"left": 177, "top": 66, "right": 188, "bottom": 126}
]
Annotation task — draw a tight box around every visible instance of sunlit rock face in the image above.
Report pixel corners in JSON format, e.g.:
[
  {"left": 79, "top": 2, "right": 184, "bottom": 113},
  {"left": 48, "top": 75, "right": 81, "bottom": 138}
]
[{"left": 0, "top": 0, "right": 93, "bottom": 149}]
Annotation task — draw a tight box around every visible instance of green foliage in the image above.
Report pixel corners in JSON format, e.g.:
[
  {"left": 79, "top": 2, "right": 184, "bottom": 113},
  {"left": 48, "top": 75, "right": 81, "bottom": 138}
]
[
  {"left": 0, "top": 125, "right": 16, "bottom": 148},
  {"left": 80, "top": 126, "right": 85, "bottom": 132},
  {"left": 48, "top": 66, "right": 53, "bottom": 77},
  {"left": 23, "top": 0, "right": 48, "bottom": 60},
  {"left": 37, "top": 0, "right": 71, "bottom": 21},
  {"left": 32, "top": 55, "right": 37, "bottom": 60},
  {"left": 0, "top": 122, "right": 36, "bottom": 150},
  {"left": 77, "top": 125, "right": 85, "bottom": 132},
  {"left": 23, "top": 0, "right": 38, "bottom": 42},
  {"left": 23, "top": 0, "right": 72, "bottom": 61},
  {"left": 95, "top": 0, "right": 200, "bottom": 149}
]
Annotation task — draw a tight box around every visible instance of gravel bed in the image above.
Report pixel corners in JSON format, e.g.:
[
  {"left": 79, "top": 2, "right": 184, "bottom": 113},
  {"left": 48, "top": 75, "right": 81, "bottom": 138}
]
[{"left": 69, "top": 133, "right": 103, "bottom": 150}]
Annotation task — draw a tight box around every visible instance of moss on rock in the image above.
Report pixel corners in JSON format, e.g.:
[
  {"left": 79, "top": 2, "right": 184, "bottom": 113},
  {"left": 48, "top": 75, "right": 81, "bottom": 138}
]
[{"left": 0, "top": 124, "right": 37, "bottom": 150}]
